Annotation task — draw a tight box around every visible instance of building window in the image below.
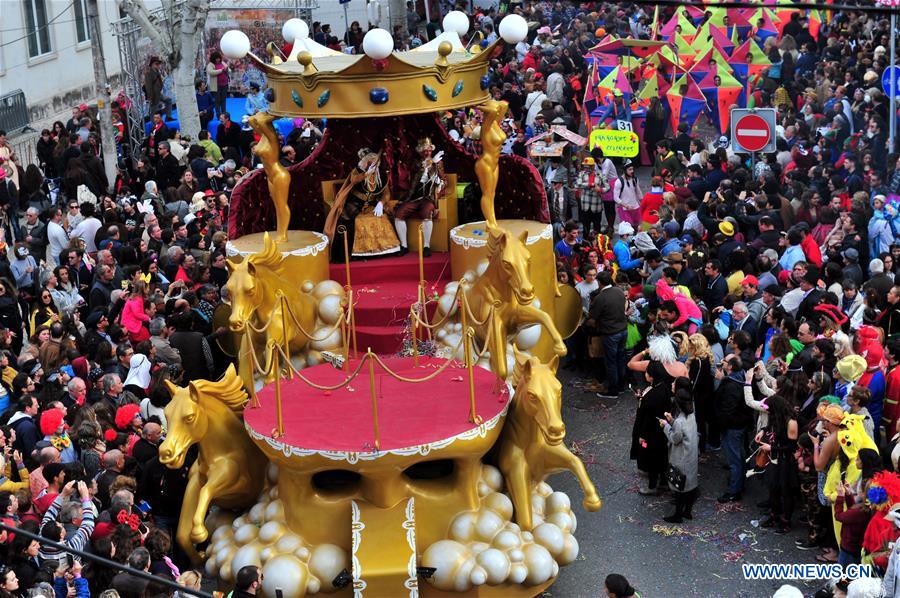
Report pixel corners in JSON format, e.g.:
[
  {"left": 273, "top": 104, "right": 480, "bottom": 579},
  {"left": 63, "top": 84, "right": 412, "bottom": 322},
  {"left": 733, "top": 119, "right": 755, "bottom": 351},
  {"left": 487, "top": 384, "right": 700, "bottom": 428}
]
[
  {"left": 74, "top": 0, "right": 90, "bottom": 43},
  {"left": 23, "top": 0, "right": 52, "bottom": 58}
]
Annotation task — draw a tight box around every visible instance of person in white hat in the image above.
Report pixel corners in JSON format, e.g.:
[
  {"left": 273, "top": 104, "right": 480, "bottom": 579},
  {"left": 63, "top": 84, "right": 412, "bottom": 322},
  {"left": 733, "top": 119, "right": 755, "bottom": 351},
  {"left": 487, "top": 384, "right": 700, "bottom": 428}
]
[{"left": 613, "top": 222, "right": 641, "bottom": 271}]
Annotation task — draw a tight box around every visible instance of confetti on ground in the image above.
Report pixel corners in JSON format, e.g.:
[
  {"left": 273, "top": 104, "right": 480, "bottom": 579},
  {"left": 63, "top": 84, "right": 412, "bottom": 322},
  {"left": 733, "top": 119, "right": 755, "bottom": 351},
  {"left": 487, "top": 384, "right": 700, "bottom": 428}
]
[
  {"left": 715, "top": 501, "right": 747, "bottom": 515},
  {"left": 722, "top": 551, "right": 745, "bottom": 562}
]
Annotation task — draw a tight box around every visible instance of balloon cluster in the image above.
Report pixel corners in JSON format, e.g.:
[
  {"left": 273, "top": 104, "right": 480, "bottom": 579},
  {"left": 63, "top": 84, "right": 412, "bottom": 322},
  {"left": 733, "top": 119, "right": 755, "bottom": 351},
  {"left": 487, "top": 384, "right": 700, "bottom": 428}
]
[
  {"left": 421, "top": 464, "right": 579, "bottom": 592},
  {"left": 203, "top": 464, "right": 350, "bottom": 598}
]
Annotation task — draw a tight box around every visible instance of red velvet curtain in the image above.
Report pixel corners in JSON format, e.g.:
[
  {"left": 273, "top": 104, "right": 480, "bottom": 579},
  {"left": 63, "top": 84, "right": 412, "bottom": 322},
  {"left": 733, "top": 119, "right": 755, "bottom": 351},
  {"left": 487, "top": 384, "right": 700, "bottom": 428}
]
[{"left": 228, "top": 113, "right": 550, "bottom": 239}]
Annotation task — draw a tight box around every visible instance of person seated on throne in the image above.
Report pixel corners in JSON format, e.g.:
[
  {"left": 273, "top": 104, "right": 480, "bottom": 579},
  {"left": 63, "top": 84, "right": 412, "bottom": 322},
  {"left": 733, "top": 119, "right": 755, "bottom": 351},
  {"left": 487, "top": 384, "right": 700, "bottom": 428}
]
[
  {"left": 394, "top": 138, "right": 446, "bottom": 257},
  {"left": 325, "top": 148, "right": 400, "bottom": 261}
]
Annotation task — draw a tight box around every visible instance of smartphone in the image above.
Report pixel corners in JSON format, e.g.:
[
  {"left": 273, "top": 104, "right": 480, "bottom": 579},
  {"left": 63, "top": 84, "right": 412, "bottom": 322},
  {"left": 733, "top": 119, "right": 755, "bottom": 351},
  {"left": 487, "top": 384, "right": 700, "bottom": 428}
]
[
  {"left": 65, "top": 553, "right": 74, "bottom": 568},
  {"left": 276, "top": 590, "right": 284, "bottom": 598},
  {"left": 138, "top": 523, "right": 148, "bottom": 535},
  {"left": 136, "top": 500, "right": 152, "bottom": 514}
]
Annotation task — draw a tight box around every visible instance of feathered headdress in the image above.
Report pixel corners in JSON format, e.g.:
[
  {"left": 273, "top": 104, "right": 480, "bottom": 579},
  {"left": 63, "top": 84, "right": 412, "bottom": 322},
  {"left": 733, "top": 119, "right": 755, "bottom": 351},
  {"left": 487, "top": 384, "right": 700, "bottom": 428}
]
[{"left": 868, "top": 472, "right": 900, "bottom": 512}]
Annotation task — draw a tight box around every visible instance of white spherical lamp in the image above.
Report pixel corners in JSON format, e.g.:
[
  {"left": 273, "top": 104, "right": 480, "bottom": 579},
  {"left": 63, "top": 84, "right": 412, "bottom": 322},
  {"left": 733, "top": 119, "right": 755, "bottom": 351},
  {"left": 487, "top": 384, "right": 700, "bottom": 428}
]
[
  {"left": 362, "top": 28, "right": 394, "bottom": 60},
  {"left": 282, "top": 18, "right": 309, "bottom": 43},
  {"left": 499, "top": 15, "right": 528, "bottom": 44},
  {"left": 443, "top": 11, "right": 469, "bottom": 37},
  {"left": 220, "top": 30, "right": 251, "bottom": 59}
]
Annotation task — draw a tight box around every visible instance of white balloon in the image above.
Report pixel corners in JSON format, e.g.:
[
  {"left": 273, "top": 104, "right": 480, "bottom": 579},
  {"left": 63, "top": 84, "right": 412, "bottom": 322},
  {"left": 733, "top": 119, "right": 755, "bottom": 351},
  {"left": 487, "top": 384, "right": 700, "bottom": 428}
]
[
  {"left": 362, "top": 28, "right": 394, "bottom": 60},
  {"left": 523, "top": 544, "right": 554, "bottom": 585},
  {"left": 558, "top": 534, "right": 580, "bottom": 566},
  {"left": 532, "top": 523, "right": 565, "bottom": 558},
  {"left": 444, "top": 281, "right": 459, "bottom": 296},
  {"left": 317, "top": 294, "right": 343, "bottom": 325},
  {"left": 509, "top": 562, "right": 528, "bottom": 584},
  {"left": 234, "top": 523, "right": 259, "bottom": 545},
  {"left": 230, "top": 542, "right": 263, "bottom": 575},
  {"left": 536, "top": 481, "right": 553, "bottom": 497},
  {"left": 310, "top": 325, "right": 342, "bottom": 351},
  {"left": 422, "top": 540, "right": 473, "bottom": 592},
  {"left": 515, "top": 325, "right": 542, "bottom": 350},
  {"left": 546, "top": 492, "right": 572, "bottom": 513},
  {"left": 308, "top": 544, "right": 349, "bottom": 593},
  {"left": 470, "top": 565, "right": 488, "bottom": 586},
  {"left": 436, "top": 328, "right": 447, "bottom": 342},
  {"left": 438, "top": 293, "right": 458, "bottom": 317},
  {"left": 282, "top": 18, "right": 309, "bottom": 43},
  {"left": 482, "top": 465, "right": 503, "bottom": 491},
  {"left": 462, "top": 271, "right": 477, "bottom": 284},
  {"left": 533, "top": 297, "right": 541, "bottom": 309},
  {"left": 306, "top": 350, "right": 323, "bottom": 366},
  {"left": 258, "top": 521, "right": 286, "bottom": 545},
  {"left": 485, "top": 492, "right": 514, "bottom": 521},
  {"left": 546, "top": 512, "right": 574, "bottom": 534},
  {"left": 301, "top": 279, "right": 315, "bottom": 293},
  {"left": 499, "top": 15, "right": 528, "bottom": 44},
  {"left": 491, "top": 530, "right": 521, "bottom": 551},
  {"left": 260, "top": 546, "right": 276, "bottom": 564},
  {"left": 508, "top": 548, "right": 524, "bottom": 563},
  {"left": 248, "top": 503, "right": 266, "bottom": 524},
  {"left": 265, "top": 499, "right": 285, "bottom": 522},
  {"left": 477, "top": 548, "right": 511, "bottom": 585},
  {"left": 220, "top": 30, "right": 251, "bottom": 59},
  {"left": 307, "top": 577, "right": 321, "bottom": 594},
  {"left": 275, "top": 534, "right": 303, "bottom": 554},
  {"left": 219, "top": 560, "right": 234, "bottom": 583},
  {"left": 267, "top": 463, "right": 280, "bottom": 484},
  {"left": 442, "top": 10, "right": 469, "bottom": 36},
  {"left": 450, "top": 511, "right": 477, "bottom": 542},
  {"left": 313, "top": 280, "right": 344, "bottom": 300},
  {"left": 261, "top": 554, "right": 309, "bottom": 598}
]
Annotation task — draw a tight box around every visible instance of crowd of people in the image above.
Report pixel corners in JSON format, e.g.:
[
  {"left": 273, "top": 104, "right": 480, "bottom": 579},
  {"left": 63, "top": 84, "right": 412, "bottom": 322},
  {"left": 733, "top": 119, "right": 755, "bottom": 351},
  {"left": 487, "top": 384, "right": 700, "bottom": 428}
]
[{"left": 0, "top": 0, "right": 899, "bottom": 595}]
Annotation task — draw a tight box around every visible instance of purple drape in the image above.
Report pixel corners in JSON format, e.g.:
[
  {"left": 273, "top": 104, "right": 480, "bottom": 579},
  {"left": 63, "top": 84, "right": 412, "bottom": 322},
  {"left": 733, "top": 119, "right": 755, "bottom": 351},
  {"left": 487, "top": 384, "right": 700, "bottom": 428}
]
[{"left": 228, "top": 113, "right": 549, "bottom": 239}]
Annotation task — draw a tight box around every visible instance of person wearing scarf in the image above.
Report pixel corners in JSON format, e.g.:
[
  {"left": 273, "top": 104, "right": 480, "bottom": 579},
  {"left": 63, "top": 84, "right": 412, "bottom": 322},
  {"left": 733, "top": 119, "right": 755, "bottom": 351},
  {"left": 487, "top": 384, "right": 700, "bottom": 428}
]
[
  {"left": 123, "top": 354, "right": 151, "bottom": 400},
  {"left": 39, "top": 408, "right": 75, "bottom": 464}
]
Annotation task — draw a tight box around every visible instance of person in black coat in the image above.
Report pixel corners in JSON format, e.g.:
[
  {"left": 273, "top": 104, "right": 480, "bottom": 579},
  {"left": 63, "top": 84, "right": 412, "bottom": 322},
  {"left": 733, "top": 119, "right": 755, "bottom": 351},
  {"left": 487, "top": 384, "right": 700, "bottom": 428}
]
[
  {"left": 715, "top": 355, "right": 754, "bottom": 503},
  {"left": 77, "top": 142, "right": 109, "bottom": 196},
  {"left": 145, "top": 112, "right": 171, "bottom": 163},
  {"left": 154, "top": 141, "right": 182, "bottom": 198},
  {"left": 0, "top": 279, "right": 23, "bottom": 353},
  {"left": 703, "top": 259, "right": 729, "bottom": 311},
  {"left": 631, "top": 361, "right": 673, "bottom": 495},
  {"left": 215, "top": 112, "right": 242, "bottom": 162},
  {"left": 36, "top": 130, "right": 57, "bottom": 178}
]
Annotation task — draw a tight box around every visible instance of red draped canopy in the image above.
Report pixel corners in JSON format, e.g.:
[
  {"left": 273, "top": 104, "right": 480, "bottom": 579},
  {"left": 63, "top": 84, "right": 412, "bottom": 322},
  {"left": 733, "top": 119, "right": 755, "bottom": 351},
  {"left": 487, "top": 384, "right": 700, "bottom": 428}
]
[{"left": 227, "top": 113, "right": 550, "bottom": 238}]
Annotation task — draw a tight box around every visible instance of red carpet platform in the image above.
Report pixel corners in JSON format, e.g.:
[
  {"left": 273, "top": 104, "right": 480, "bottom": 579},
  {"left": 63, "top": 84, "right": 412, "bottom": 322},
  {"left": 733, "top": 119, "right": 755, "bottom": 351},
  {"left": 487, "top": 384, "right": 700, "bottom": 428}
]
[
  {"left": 244, "top": 357, "right": 509, "bottom": 453},
  {"left": 329, "top": 253, "right": 452, "bottom": 355}
]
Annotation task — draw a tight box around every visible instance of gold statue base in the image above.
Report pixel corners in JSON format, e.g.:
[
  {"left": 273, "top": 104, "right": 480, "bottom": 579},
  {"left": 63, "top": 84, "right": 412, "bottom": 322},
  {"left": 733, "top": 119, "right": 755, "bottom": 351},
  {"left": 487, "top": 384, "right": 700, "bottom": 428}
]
[
  {"left": 226, "top": 230, "right": 331, "bottom": 278},
  {"left": 448, "top": 220, "right": 566, "bottom": 364}
]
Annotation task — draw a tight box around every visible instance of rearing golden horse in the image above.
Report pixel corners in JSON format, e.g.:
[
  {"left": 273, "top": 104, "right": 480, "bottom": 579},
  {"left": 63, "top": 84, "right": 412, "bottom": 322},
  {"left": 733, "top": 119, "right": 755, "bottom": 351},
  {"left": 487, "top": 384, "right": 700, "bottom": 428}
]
[
  {"left": 498, "top": 349, "right": 601, "bottom": 530},
  {"left": 466, "top": 228, "right": 567, "bottom": 380},
  {"left": 159, "top": 365, "right": 268, "bottom": 563},
  {"left": 226, "top": 232, "right": 319, "bottom": 381},
  {"left": 249, "top": 112, "right": 291, "bottom": 242}
]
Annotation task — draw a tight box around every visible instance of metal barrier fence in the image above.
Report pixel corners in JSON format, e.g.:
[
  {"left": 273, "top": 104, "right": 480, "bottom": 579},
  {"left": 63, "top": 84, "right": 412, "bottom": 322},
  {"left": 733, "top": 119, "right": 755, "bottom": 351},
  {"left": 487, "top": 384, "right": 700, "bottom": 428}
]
[{"left": 0, "top": 89, "right": 30, "bottom": 133}]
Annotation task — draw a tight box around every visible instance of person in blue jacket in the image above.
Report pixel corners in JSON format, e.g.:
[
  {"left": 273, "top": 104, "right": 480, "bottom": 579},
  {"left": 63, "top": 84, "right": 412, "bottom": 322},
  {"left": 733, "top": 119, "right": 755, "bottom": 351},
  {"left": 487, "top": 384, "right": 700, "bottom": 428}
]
[{"left": 614, "top": 222, "right": 642, "bottom": 271}]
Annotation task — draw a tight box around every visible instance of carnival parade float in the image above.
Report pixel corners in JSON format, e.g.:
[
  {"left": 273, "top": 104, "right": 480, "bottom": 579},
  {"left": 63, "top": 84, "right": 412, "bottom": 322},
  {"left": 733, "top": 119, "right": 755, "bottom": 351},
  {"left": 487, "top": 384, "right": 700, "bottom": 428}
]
[{"left": 158, "top": 12, "right": 596, "bottom": 597}]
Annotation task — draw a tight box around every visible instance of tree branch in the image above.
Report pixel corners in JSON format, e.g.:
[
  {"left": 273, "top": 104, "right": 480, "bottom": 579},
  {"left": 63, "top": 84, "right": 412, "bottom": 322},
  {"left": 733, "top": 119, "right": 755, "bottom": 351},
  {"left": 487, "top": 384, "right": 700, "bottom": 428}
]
[{"left": 117, "top": 0, "right": 172, "bottom": 57}]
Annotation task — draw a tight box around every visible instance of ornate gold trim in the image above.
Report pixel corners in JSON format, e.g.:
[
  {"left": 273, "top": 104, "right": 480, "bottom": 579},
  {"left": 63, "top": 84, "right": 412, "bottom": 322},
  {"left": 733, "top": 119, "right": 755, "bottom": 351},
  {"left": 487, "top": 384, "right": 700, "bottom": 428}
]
[
  {"left": 450, "top": 223, "right": 553, "bottom": 249},
  {"left": 225, "top": 232, "right": 329, "bottom": 258},
  {"left": 403, "top": 498, "right": 418, "bottom": 597},
  {"left": 351, "top": 500, "right": 367, "bottom": 596},
  {"left": 244, "top": 400, "right": 508, "bottom": 463}
]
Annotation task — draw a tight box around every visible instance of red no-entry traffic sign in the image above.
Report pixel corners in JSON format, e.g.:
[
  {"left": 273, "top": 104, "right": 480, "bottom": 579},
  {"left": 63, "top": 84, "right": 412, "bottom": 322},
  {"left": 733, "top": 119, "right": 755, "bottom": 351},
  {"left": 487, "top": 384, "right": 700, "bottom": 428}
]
[
  {"left": 730, "top": 108, "right": 777, "bottom": 154},
  {"left": 734, "top": 113, "right": 771, "bottom": 152}
]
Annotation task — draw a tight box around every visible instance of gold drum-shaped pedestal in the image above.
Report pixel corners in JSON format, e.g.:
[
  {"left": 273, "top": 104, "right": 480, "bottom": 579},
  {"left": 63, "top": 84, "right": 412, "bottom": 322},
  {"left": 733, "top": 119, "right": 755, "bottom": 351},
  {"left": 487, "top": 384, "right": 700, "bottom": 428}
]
[{"left": 450, "top": 220, "right": 558, "bottom": 362}]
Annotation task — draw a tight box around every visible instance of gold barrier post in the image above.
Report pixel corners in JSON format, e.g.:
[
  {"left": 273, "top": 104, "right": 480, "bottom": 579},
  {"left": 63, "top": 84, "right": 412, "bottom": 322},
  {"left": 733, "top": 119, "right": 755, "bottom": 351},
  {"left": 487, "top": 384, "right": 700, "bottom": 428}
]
[
  {"left": 246, "top": 334, "right": 260, "bottom": 408},
  {"left": 279, "top": 293, "right": 291, "bottom": 375},
  {"left": 341, "top": 294, "right": 350, "bottom": 370},
  {"left": 464, "top": 327, "right": 480, "bottom": 424},
  {"left": 273, "top": 346, "right": 284, "bottom": 437},
  {"left": 412, "top": 310, "right": 419, "bottom": 367},
  {"left": 367, "top": 349, "right": 380, "bottom": 450},
  {"left": 417, "top": 224, "right": 433, "bottom": 342},
  {"left": 339, "top": 225, "right": 358, "bottom": 356}
]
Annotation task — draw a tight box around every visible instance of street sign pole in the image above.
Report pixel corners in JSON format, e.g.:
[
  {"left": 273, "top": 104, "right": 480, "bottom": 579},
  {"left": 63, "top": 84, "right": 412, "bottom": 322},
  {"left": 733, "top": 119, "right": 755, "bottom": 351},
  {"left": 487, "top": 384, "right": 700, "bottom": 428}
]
[{"left": 342, "top": 0, "right": 350, "bottom": 40}]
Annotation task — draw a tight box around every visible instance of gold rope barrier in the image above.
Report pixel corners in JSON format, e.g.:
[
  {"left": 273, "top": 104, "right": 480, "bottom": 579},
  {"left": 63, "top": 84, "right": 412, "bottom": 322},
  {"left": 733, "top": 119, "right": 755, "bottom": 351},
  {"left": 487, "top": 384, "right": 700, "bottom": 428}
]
[
  {"left": 367, "top": 348, "right": 380, "bottom": 450},
  {"left": 464, "top": 327, "right": 481, "bottom": 424}
]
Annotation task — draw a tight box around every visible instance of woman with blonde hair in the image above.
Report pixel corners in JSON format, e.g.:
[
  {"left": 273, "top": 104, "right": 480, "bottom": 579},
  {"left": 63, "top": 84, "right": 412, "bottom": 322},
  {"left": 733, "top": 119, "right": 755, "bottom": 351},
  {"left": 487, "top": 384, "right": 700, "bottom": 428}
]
[
  {"left": 175, "top": 570, "right": 202, "bottom": 597},
  {"left": 685, "top": 333, "right": 718, "bottom": 451}
]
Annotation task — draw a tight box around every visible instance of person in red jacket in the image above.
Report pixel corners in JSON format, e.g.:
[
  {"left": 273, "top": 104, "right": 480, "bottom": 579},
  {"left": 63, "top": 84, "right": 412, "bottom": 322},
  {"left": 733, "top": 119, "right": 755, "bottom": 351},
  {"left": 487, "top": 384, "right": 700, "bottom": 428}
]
[
  {"left": 884, "top": 339, "right": 900, "bottom": 439},
  {"left": 834, "top": 469, "right": 875, "bottom": 568},
  {"left": 795, "top": 222, "right": 823, "bottom": 268}
]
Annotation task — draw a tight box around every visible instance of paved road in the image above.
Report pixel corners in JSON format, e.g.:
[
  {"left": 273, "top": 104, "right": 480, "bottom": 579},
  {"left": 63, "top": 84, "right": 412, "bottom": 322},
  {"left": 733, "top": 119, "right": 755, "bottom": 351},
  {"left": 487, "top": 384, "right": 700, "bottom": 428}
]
[{"left": 543, "top": 368, "right": 824, "bottom": 598}]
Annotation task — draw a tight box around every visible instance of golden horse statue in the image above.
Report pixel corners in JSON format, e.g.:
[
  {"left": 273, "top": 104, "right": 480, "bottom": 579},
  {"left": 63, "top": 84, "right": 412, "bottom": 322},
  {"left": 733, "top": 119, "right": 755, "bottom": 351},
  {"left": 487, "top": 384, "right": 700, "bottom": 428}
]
[
  {"left": 249, "top": 112, "right": 291, "bottom": 242},
  {"left": 498, "top": 350, "right": 601, "bottom": 530},
  {"left": 466, "top": 228, "right": 566, "bottom": 380},
  {"left": 474, "top": 100, "right": 508, "bottom": 228},
  {"left": 159, "top": 365, "right": 268, "bottom": 562},
  {"left": 226, "top": 232, "right": 319, "bottom": 381}
]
